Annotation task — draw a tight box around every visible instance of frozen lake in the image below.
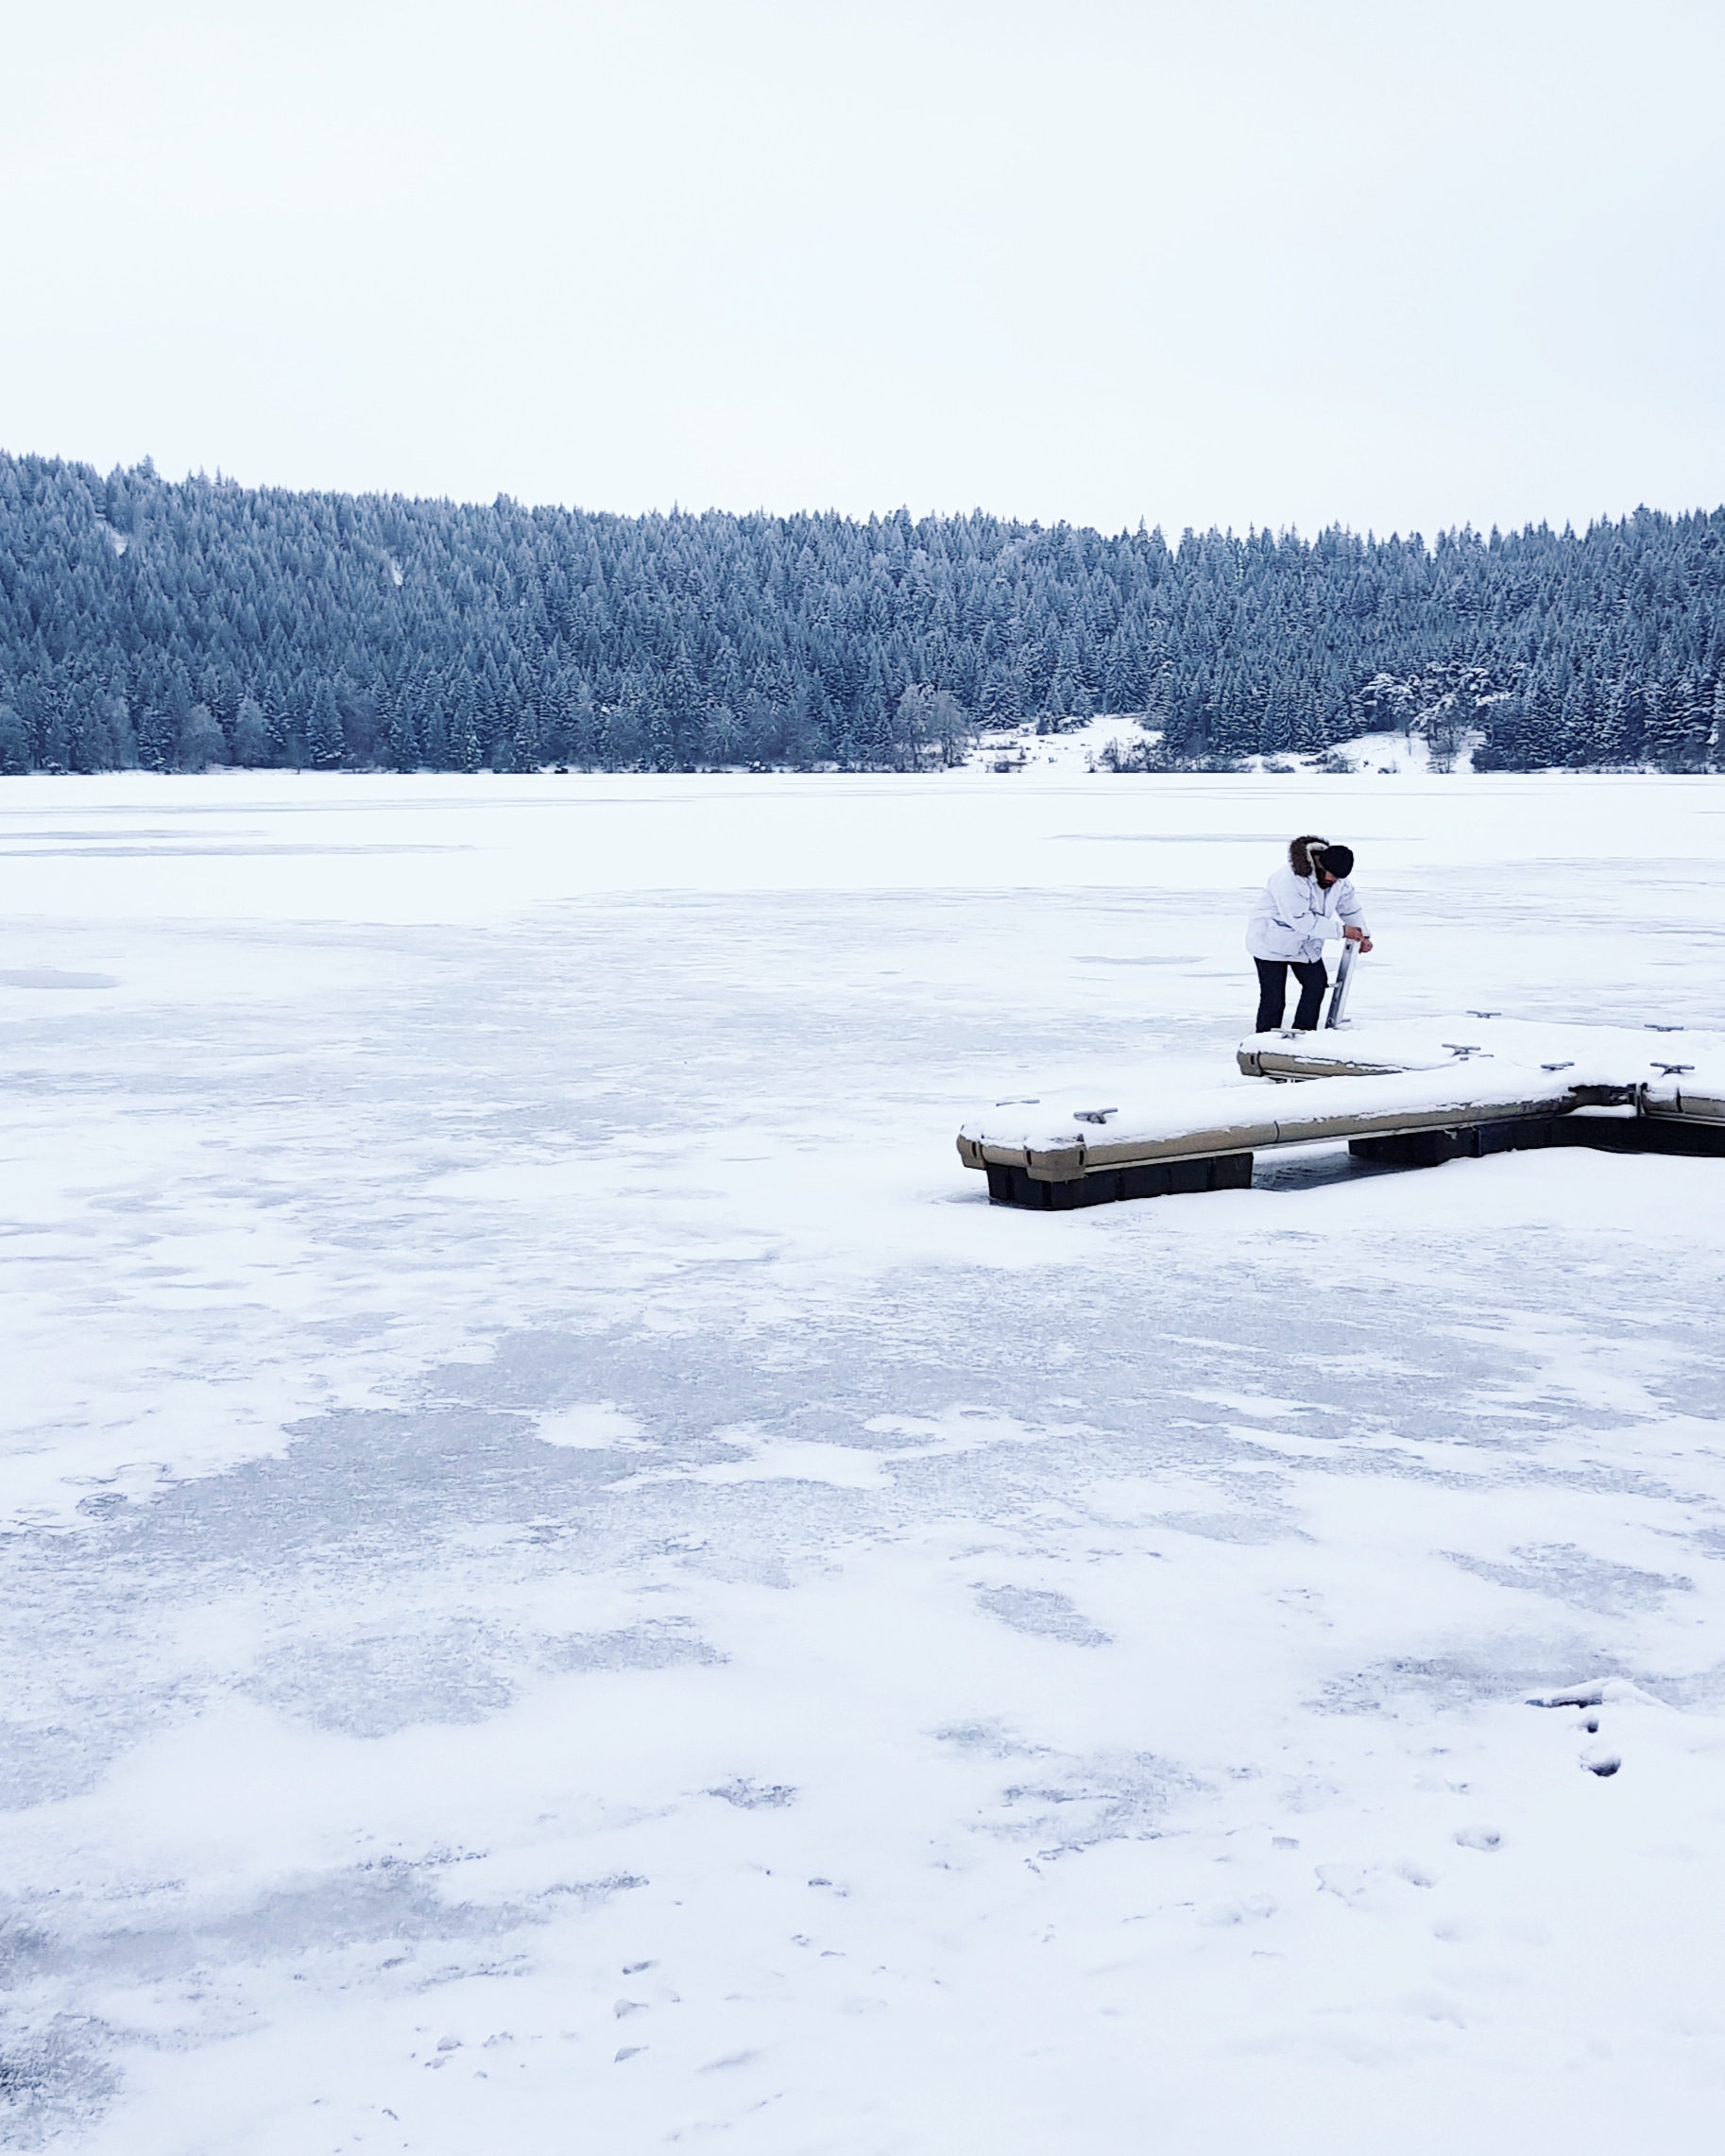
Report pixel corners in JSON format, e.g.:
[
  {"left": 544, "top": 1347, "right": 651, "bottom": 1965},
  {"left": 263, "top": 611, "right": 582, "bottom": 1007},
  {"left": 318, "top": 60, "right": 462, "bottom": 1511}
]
[{"left": 4, "top": 768, "right": 1724, "bottom": 2153}]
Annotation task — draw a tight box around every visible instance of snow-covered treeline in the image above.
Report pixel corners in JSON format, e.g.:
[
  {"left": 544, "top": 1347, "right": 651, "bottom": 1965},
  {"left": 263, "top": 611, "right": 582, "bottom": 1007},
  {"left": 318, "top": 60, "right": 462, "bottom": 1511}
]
[{"left": 2, "top": 452, "right": 1723, "bottom": 775}]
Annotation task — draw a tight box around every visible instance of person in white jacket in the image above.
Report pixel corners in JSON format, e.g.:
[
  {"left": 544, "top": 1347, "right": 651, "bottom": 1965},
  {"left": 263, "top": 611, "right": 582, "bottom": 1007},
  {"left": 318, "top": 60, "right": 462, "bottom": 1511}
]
[{"left": 1247, "top": 833, "right": 1373, "bottom": 1032}]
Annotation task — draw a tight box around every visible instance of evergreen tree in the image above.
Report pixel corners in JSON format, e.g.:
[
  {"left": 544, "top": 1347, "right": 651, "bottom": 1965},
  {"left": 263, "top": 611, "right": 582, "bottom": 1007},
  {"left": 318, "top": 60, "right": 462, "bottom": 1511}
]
[
  {"left": 232, "top": 697, "right": 270, "bottom": 767},
  {"left": 307, "top": 682, "right": 346, "bottom": 769},
  {"left": 452, "top": 685, "right": 483, "bottom": 773},
  {"left": 178, "top": 702, "right": 228, "bottom": 770},
  {"left": 0, "top": 700, "right": 27, "bottom": 774},
  {"left": 386, "top": 694, "right": 421, "bottom": 772}
]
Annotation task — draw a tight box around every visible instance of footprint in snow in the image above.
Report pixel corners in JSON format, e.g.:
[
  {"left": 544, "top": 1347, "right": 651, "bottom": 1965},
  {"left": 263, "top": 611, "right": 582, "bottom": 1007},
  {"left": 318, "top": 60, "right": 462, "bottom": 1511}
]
[{"left": 1525, "top": 1683, "right": 1623, "bottom": 1771}]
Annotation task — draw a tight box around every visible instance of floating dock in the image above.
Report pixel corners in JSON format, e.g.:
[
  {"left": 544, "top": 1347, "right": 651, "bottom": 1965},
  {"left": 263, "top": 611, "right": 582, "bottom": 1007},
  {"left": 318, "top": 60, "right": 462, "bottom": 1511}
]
[{"left": 959, "top": 1018, "right": 1725, "bottom": 1209}]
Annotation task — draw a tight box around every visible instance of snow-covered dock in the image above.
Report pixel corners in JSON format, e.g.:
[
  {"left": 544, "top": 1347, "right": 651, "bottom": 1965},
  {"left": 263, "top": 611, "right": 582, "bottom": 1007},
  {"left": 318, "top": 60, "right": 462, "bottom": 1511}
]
[
  {"left": 961, "top": 1020, "right": 1725, "bottom": 1208},
  {"left": 1238, "top": 1015, "right": 1725, "bottom": 1096}
]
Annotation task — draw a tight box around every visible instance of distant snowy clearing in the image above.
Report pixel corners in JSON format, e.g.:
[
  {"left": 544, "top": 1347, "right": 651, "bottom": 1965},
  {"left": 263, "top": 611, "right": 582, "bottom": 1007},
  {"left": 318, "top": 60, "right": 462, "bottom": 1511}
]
[
  {"left": 3, "top": 768, "right": 1724, "bottom": 2154},
  {"left": 959, "top": 714, "right": 1478, "bottom": 777}
]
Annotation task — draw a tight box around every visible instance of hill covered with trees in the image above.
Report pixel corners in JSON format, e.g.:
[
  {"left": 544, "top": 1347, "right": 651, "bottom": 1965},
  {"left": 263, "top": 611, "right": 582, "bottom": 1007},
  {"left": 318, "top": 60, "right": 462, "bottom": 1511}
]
[{"left": 2, "top": 451, "right": 1722, "bottom": 775}]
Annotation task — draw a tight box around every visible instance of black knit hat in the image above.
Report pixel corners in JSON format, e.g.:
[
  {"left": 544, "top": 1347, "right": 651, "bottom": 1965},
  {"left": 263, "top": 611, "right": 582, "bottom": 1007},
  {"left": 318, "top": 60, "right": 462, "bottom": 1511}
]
[{"left": 1316, "top": 844, "right": 1354, "bottom": 879}]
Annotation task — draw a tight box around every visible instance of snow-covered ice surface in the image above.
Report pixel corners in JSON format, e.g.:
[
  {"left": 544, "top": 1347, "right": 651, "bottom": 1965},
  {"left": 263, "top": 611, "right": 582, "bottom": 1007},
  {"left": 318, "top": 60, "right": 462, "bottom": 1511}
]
[{"left": 3, "top": 769, "right": 1725, "bottom": 2154}]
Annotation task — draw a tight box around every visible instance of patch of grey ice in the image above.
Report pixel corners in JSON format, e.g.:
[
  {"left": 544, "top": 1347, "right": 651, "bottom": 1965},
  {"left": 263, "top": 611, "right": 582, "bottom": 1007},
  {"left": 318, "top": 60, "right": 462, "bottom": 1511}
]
[
  {"left": 541, "top": 1624, "right": 723, "bottom": 1674},
  {"left": 0, "top": 2012, "right": 118, "bottom": 2150},
  {"left": 247, "top": 1620, "right": 517, "bottom": 1737},
  {"left": 973, "top": 1583, "right": 1112, "bottom": 1646},
  {"left": 1445, "top": 1543, "right": 1692, "bottom": 1615}
]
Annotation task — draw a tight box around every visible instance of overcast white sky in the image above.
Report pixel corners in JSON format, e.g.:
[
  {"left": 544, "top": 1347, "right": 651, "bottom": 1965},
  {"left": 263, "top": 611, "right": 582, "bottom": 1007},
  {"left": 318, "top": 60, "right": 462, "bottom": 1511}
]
[{"left": 3, "top": 0, "right": 1722, "bottom": 537}]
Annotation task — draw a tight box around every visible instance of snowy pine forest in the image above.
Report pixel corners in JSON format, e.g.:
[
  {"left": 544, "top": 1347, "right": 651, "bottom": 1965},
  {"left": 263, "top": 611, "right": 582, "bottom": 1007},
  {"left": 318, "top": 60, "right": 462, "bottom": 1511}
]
[{"left": 4, "top": 450, "right": 1725, "bottom": 777}]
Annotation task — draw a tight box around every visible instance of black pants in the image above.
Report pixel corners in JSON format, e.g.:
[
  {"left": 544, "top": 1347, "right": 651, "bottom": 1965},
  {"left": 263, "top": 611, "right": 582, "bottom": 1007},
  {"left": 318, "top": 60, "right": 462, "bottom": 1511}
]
[{"left": 1255, "top": 956, "right": 1329, "bottom": 1033}]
